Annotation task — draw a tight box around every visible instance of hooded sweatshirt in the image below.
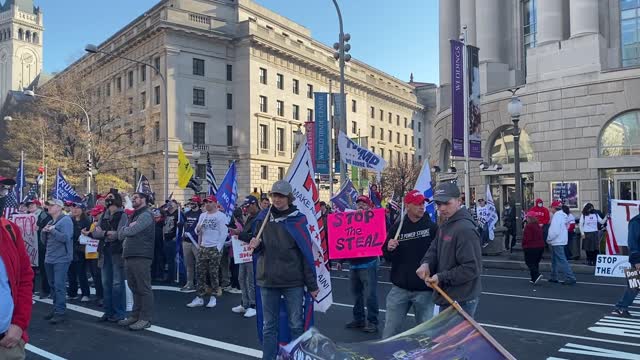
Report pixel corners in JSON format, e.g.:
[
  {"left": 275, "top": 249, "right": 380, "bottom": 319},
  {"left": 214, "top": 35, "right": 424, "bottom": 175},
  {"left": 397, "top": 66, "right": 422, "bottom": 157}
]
[
  {"left": 421, "top": 207, "right": 482, "bottom": 306},
  {"left": 528, "top": 199, "right": 550, "bottom": 225},
  {"left": 547, "top": 210, "right": 568, "bottom": 246}
]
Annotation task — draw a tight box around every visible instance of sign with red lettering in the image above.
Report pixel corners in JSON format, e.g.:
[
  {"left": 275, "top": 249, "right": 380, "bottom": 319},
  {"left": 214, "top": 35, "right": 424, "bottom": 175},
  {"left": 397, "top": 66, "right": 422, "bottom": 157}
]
[
  {"left": 608, "top": 199, "right": 640, "bottom": 249},
  {"left": 12, "top": 213, "right": 38, "bottom": 267},
  {"left": 327, "top": 208, "right": 387, "bottom": 260},
  {"left": 231, "top": 236, "right": 252, "bottom": 264}
]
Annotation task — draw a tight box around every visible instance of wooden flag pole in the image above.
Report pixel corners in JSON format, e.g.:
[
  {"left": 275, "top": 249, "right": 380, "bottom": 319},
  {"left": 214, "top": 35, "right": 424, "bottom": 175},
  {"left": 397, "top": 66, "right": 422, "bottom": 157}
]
[
  {"left": 393, "top": 199, "right": 405, "bottom": 241},
  {"left": 431, "top": 283, "right": 516, "bottom": 360}
]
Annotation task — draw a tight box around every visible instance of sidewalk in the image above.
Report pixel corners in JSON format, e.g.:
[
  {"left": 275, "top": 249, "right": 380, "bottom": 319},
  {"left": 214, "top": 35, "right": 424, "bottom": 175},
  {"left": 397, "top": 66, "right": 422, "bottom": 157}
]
[{"left": 482, "top": 252, "right": 595, "bottom": 275}]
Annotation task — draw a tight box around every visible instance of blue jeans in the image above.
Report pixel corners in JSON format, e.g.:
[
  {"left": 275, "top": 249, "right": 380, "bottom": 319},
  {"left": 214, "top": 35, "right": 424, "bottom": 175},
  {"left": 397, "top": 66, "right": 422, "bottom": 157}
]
[
  {"left": 383, "top": 286, "right": 434, "bottom": 338},
  {"left": 441, "top": 297, "right": 480, "bottom": 318},
  {"left": 45, "top": 262, "right": 71, "bottom": 315},
  {"left": 350, "top": 263, "right": 379, "bottom": 325},
  {"left": 163, "top": 240, "right": 176, "bottom": 282},
  {"left": 101, "top": 250, "right": 126, "bottom": 319},
  {"left": 551, "top": 245, "right": 576, "bottom": 282},
  {"left": 616, "top": 287, "right": 640, "bottom": 310},
  {"left": 260, "top": 287, "right": 304, "bottom": 360}
]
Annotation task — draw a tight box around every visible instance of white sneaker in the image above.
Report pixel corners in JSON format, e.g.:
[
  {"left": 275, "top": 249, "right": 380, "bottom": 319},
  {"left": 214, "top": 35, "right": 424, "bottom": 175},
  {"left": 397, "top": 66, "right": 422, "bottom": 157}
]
[
  {"left": 80, "top": 296, "right": 91, "bottom": 302},
  {"left": 232, "top": 305, "right": 246, "bottom": 314},
  {"left": 244, "top": 308, "right": 257, "bottom": 318},
  {"left": 187, "top": 297, "right": 204, "bottom": 308},
  {"left": 228, "top": 287, "right": 242, "bottom": 294},
  {"left": 206, "top": 297, "right": 217, "bottom": 308}
]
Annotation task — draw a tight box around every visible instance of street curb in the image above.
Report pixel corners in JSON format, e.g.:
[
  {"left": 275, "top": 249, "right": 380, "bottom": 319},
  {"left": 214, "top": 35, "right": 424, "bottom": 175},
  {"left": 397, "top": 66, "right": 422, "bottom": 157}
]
[{"left": 482, "top": 259, "right": 595, "bottom": 275}]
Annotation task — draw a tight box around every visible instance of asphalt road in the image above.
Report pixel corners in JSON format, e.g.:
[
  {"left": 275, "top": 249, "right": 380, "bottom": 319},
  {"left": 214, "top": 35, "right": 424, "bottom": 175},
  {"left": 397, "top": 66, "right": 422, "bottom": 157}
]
[{"left": 24, "top": 265, "right": 640, "bottom": 360}]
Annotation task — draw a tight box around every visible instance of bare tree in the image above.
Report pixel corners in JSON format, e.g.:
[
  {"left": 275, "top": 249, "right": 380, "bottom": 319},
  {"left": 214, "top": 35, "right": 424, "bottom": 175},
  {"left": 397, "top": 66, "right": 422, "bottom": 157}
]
[{"left": 375, "top": 160, "right": 421, "bottom": 201}]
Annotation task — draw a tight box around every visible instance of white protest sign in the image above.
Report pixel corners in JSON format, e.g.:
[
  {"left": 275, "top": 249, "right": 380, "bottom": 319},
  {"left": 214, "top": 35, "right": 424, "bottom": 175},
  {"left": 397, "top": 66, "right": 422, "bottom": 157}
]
[
  {"left": 85, "top": 238, "right": 99, "bottom": 254},
  {"left": 231, "top": 236, "right": 252, "bottom": 264},
  {"left": 78, "top": 234, "right": 91, "bottom": 245},
  {"left": 625, "top": 268, "right": 640, "bottom": 289},
  {"left": 594, "top": 255, "right": 630, "bottom": 278},
  {"left": 12, "top": 213, "right": 38, "bottom": 267},
  {"left": 608, "top": 199, "right": 640, "bottom": 249}
]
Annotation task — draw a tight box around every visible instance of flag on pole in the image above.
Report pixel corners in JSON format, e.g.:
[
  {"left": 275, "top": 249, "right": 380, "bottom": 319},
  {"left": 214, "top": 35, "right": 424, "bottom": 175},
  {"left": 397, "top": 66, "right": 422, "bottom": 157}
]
[
  {"left": 25, "top": 182, "right": 39, "bottom": 202},
  {"left": 136, "top": 175, "right": 155, "bottom": 203},
  {"left": 51, "top": 168, "right": 82, "bottom": 203},
  {"left": 331, "top": 179, "right": 359, "bottom": 212},
  {"left": 216, "top": 161, "right": 238, "bottom": 223},
  {"left": 206, "top": 152, "right": 218, "bottom": 196},
  {"left": 177, "top": 145, "right": 194, "bottom": 189},
  {"left": 414, "top": 160, "right": 437, "bottom": 222},
  {"left": 2, "top": 190, "right": 18, "bottom": 219},
  {"left": 369, "top": 183, "right": 382, "bottom": 208},
  {"left": 477, "top": 185, "right": 499, "bottom": 241},
  {"left": 605, "top": 180, "right": 620, "bottom": 255},
  {"left": 15, "top": 152, "right": 25, "bottom": 202}
]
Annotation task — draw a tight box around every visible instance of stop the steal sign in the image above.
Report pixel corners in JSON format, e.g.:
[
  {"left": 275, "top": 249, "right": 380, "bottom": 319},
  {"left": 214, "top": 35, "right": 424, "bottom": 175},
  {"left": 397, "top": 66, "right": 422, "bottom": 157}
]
[
  {"left": 595, "top": 255, "right": 630, "bottom": 278},
  {"left": 328, "top": 208, "right": 387, "bottom": 260}
]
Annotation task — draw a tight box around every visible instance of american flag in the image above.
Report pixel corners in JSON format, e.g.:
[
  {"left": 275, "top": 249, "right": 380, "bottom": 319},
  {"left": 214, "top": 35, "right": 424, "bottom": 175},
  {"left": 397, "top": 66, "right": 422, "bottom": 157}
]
[
  {"left": 206, "top": 152, "right": 218, "bottom": 196},
  {"left": 2, "top": 190, "right": 19, "bottom": 219}
]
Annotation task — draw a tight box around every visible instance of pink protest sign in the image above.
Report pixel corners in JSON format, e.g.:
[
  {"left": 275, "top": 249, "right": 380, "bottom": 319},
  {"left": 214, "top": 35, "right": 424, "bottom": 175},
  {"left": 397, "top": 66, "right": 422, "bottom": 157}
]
[{"left": 328, "top": 208, "right": 387, "bottom": 260}]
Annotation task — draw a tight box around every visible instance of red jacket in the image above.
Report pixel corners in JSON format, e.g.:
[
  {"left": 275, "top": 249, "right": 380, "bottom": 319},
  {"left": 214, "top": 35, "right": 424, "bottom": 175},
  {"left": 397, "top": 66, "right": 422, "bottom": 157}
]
[
  {"left": 0, "top": 217, "right": 34, "bottom": 343},
  {"left": 528, "top": 199, "right": 550, "bottom": 225},
  {"left": 523, "top": 222, "right": 545, "bottom": 249}
]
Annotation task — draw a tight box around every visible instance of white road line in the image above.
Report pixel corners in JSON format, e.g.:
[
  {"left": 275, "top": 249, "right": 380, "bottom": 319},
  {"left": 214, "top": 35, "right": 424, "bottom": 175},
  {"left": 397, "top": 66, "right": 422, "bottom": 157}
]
[
  {"left": 34, "top": 298, "right": 262, "bottom": 358},
  {"left": 25, "top": 344, "right": 67, "bottom": 360}
]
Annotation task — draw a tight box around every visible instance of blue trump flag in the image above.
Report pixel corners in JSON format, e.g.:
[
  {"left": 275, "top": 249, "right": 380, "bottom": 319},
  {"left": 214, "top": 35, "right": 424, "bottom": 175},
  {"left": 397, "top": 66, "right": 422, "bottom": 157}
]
[
  {"left": 51, "top": 168, "right": 82, "bottom": 203},
  {"left": 330, "top": 179, "right": 358, "bottom": 212},
  {"left": 216, "top": 161, "right": 238, "bottom": 223},
  {"left": 414, "top": 160, "right": 436, "bottom": 222}
]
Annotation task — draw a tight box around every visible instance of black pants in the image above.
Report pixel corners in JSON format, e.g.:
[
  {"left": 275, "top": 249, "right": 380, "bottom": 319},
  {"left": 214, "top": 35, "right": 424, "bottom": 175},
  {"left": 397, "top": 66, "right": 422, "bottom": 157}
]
[
  {"left": 38, "top": 240, "right": 50, "bottom": 295},
  {"left": 586, "top": 250, "right": 599, "bottom": 264},
  {"left": 68, "top": 254, "right": 104, "bottom": 298},
  {"left": 504, "top": 227, "right": 516, "bottom": 250},
  {"left": 524, "top": 248, "right": 544, "bottom": 282}
]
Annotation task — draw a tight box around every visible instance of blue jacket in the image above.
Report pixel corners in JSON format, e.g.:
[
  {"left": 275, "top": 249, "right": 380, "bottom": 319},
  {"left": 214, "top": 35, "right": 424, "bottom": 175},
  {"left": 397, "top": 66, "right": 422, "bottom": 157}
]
[
  {"left": 43, "top": 215, "right": 74, "bottom": 264},
  {"left": 628, "top": 214, "right": 640, "bottom": 265}
]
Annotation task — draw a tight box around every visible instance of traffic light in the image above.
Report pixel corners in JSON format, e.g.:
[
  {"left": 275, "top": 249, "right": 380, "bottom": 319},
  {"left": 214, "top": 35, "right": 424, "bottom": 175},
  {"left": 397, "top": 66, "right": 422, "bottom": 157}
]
[
  {"left": 86, "top": 159, "right": 92, "bottom": 174},
  {"left": 333, "top": 33, "right": 352, "bottom": 63}
]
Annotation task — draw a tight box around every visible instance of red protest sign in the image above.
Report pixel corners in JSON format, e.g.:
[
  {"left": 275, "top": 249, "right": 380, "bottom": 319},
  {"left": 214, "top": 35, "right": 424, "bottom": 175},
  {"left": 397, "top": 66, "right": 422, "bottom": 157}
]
[{"left": 328, "top": 208, "right": 386, "bottom": 260}]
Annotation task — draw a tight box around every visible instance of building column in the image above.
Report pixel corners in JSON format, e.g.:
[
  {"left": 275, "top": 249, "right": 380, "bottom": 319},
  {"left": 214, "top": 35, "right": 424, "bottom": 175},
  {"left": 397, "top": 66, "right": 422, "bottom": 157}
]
[
  {"left": 439, "top": 0, "right": 460, "bottom": 86},
  {"left": 476, "top": 0, "right": 504, "bottom": 63},
  {"left": 570, "top": 0, "right": 599, "bottom": 38},
  {"left": 537, "top": 0, "right": 567, "bottom": 45},
  {"left": 460, "top": 0, "right": 477, "bottom": 46}
]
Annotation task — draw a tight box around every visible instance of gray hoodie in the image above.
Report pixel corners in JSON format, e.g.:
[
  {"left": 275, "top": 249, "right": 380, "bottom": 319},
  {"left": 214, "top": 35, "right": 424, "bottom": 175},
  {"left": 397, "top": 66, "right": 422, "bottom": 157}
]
[
  {"left": 43, "top": 214, "right": 74, "bottom": 264},
  {"left": 118, "top": 206, "right": 155, "bottom": 259},
  {"left": 421, "top": 207, "right": 482, "bottom": 306}
]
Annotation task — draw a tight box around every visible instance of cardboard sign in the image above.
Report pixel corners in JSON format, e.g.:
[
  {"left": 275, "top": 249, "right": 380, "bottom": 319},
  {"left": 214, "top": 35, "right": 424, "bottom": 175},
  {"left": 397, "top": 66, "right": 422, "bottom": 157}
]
[
  {"left": 625, "top": 268, "right": 640, "bottom": 289},
  {"left": 594, "top": 255, "right": 630, "bottom": 278},
  {"left": 12, "top": 214, "right": 38, "bottom": 267},
  {"left": 231, "top": 236, "right": 252, "bottom": 264},
  {"left": 327, "top": 208, "right": 386, "bottom": 260}
]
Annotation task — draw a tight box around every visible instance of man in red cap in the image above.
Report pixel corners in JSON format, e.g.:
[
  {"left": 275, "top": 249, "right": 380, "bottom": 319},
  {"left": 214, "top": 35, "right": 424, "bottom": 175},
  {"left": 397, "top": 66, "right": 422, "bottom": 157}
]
[
  {"left": 181, "top": 195, "right": 203, "bottom": 292},
  {"left": 547, "top": 200, "right": 576, "bottom": 285}
]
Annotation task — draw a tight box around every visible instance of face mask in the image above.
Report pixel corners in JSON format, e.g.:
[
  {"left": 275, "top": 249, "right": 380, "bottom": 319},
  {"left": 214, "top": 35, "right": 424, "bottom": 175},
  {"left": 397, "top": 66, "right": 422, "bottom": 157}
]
[
  {"left": 537, "top": 203, "right": 543, "bottom": 207},
  {"left": 505, "top": 206, "right": 510, "bottom": 209}
]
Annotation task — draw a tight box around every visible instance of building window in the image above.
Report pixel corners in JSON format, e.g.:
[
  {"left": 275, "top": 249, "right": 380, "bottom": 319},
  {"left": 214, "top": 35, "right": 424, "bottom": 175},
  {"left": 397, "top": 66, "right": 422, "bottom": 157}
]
[
  {"left": 116, "top": 77, "right": 122, "bottom": 93},
  {"left": 352, "top": 100, "right": 357, "bottom": 113},
  {"left": 259, "top": 68, "right": 267, "bottom": 84},
  {"left": 196, "top": 164, "right": 206, "bottom": 180},
  {"left": 292, "top": 104, "right": 300, "bottom": 120},
  {"left": 370, "top": 106, "right": 375, "bottom": 118},
  {"left": 397, "top": 132, "right": 400, "bottom": 144},
  {"left": 490, "top": 126, "right": 535, "bottom": 163},
  {"left": 388, "top": 112, "right": 392, "bottom": 123},
  {"left": 418, "top": 122, "right": 422, "bottom": 132},
  {"left": 307, "top": 108, "right": 313, "bottom": 122},
  {"left": 293, "top": 79, "right": 299, "bottom": 94},
  {"left": 307, "top": 84, "right": 313, "bottom": 98},
  {"left": 128, "top": 97, "right": 133, "bottom": 114},
  {"left": 193, "top": 58, "right": 205, "bottom": 76},
  {"left": 381, "top": 148, "right": 385, "bottom": 160},
  {"left": 193, "top": 122, "right": 206, "bottom": 144},
  {"left": 411, "top": 136, "right": 414, "bottom": 147},
  {"left": 404, "top": 117, "right": 408, "bottom": 128},
  {"left": 278, "top": 167, "right": 285, "bottom": 180},
  {"left": 259, "top": 96, "right": 267, "bottom": 112},
  {"left": 372, "top": 146, "right": 375, "bottom": 154},
  {"left": 379, "top": 128, "right": 383, "bottom": 139},
  {"left": 193, "top": 88, "right": 206, "bottom": 106},
  {"left": 352, "top": 121, "right": 357, "bottom": 134},
  {"left": 277, "top": 128, "right": 285, "bottom": 152},
  {"left": 599, "top": 110, "right": 640, "bottom": 156},
  {"left": 227, "top": 125, "right": 233, "bottom": 146},
  {"left": 154, "top": 86, "right": 161, "bottom": 105},
  {"left": 276, "top": 100, "right": 284, "bottom": 117},
  {"left": 523, "top": 0, "right": 537, "bottom": 50},
  {"left": 106, "top": 83, "right": 111, "bottom": 97},
  {"left": 140, "top": 66, "right": 146, "bottom": 82},
  {"left": 379, "top": 109, "right": 384, "bottom": 121},
  {"left": 260, "top": 165, "right": 268, "bottom": 180},
  {"left": 154, "top": 121, "right": 160, "bottom": 141},
  {"left": 410, "top": 120, "right": 414, "bottom": 129},
  {"left": 387, "top": 130, "right": 392, "bottom": 142},
  {"left": 404, "top": 134, "right": 408, "bottom": 146},
  {"left": 371, "top": 126, "right": 375, "bottom": 139},
  {"left": 128, "top": 70, "right": 134, "bottom": 88},
  {"left": 396, "top": 115, "right": 400, "bottom": 126},
  {"left": 154, "top": 56, "right": 161, "bottom": 74},
  {"left": 141, "top": 92, "right": 146, "bottom": 110},
  {"left": 226, "top": 64, "right": 233, "bottom": 81},
  {"left": 621, "top": 0, "right": 640, "bottom": 66},
  {"left": 277, "top": 73, "right": 284, "bottom": 90},
  {"left": 259, "top": 124, "right": 268, "bottom": 149},
  {"left": 227, "top": 93, "right": 233, "bottom": 110},
  {"left": 418, "top": 138, "right": 423, "bottom": 149}
]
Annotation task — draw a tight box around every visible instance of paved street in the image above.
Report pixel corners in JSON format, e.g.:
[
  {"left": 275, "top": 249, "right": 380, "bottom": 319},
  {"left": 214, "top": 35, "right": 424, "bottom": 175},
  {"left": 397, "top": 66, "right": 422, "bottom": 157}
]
[{"left": 25, "top": 265, "right": 639, "bottom": 360}]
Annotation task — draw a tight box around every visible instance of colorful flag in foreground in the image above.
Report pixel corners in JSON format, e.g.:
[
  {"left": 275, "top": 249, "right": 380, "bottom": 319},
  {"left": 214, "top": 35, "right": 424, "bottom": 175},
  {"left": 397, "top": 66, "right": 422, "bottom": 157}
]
[
  {"left": 177, "top": 145, "right": 194, "bottom": 189},
  {"left": 279, "top": 306, "right": 515, "bottom": 359},
  {"left": 331, "top": 179, "right": 358, "bottom": 212},
  {"left": 606, "top": 198, "right": 640, "bottom": 255},
  {"left": 216, "top": 161, "right": 238, "bottom": 223},
  {"left": 51, "top": 168, "right": 82, "bottom": 203},
  {"left": 206, "top": 152, "right": 218, "bottom": 196},
  {"left": 414, "top": 159, "right": 436, "bottom": 222}
]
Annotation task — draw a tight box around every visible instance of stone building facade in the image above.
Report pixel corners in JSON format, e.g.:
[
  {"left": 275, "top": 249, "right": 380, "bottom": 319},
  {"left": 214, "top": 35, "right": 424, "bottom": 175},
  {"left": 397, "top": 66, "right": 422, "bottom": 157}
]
[
  {"left": 434, "top": 0, "right": 640, "bottom": 213},
  {"left": 51, "top": 0, "right": 427, "bottom": 202}
]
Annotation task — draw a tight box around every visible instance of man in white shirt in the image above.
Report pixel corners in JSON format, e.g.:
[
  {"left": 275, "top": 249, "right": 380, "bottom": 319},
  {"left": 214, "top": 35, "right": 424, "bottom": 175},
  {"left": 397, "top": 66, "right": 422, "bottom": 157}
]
[
  {"left": 547, "top": 201, "right": 576, "bottom": 285},
  {"left": 187, "top": 195, "right": 228, "bottom": 309}
]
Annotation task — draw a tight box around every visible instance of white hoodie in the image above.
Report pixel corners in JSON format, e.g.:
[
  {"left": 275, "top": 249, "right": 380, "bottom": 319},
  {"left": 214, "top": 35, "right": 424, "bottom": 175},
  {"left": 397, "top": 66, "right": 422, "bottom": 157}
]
[{"left": 547, "top": 210, "right": 568, "bottom": 246}]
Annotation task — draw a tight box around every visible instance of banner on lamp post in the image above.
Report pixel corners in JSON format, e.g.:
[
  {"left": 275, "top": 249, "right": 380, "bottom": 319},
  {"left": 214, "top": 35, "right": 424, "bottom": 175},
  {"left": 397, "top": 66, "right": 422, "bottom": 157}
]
[
  {"left": 451, "top": 39, "right": 465, "bottom": 157},
  {"left": 314, "top": 92, "right": 330, "bottom": 175},
  {"left": 468, "top": 45, "right": 482, "bottom": 159},
  {"left": 305, "top": 121, "right": 316, "bottom": 169}
]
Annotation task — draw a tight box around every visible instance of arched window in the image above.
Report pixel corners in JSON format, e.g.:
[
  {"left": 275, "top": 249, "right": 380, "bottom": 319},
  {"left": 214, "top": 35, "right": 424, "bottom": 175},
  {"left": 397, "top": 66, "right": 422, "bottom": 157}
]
[
  {"left": 32, "top": 32, "right": 38, "bottom": 44},
  {"left": 489, "top": 126, "right": 535, "bottom": 164},
  {"left": 18, "top": 28, "right": 23, "bottom": 40},
  {"left": 25, "top": 30, "right": 30, "bottom": 42},
  {"left": 599, "top": 111, "right": 640, "bottom": 157}
]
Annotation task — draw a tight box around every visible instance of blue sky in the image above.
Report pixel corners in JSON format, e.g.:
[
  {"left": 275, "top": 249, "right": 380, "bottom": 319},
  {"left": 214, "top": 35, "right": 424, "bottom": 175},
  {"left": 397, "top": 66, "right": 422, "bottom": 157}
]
[{"left": 37, "top": 0, "right": 439, "bottom": 84}]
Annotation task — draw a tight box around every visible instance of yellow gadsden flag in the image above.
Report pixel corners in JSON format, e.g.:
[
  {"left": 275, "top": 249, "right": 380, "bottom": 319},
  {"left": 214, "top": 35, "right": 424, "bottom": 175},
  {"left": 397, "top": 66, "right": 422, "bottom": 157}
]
[{"left": 177, "top": 145, "right": 194, "bottom": 189}]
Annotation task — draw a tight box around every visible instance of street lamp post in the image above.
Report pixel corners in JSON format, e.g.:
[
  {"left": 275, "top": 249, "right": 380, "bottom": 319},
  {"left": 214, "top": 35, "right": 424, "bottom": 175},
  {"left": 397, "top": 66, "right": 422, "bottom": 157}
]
[
  {"left": 508, "top": 95, "right": 524, "bottom": 247},
  {"left": 23, "top": 90, "right": 93, "bottom": 195},
  {"left": 85, "top": 44, "right": 170, "bottom": 202}
]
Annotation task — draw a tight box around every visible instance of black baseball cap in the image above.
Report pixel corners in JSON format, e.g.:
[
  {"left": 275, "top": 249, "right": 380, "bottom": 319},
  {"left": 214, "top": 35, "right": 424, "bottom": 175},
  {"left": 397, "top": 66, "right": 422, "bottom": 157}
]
[
  {"left": 433, "top": 182, "right": 461, "bottom": 202},
  {"left": 242, "top": 195, "right": 259, "bottom": 207}
]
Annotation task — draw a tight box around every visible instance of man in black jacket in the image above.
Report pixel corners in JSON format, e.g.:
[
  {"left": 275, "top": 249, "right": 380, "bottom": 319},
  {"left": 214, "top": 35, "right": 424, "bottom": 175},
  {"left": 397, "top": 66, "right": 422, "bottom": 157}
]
[
  {"left": 417, "top": 182, "right": 482, "bottom": 318},
  {"left": 382, "top": 190, "right": 438, "bottom": 338},
  {"left": 181, "top": 196, "right": 202, "bottom": 292}
]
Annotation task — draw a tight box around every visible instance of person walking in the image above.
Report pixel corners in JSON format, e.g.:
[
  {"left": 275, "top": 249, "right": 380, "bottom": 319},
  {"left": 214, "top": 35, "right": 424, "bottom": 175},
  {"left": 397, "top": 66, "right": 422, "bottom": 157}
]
[
  {"left": 117, "top": 192, "right": 156, "bottom": 330},
  {"left": 417, "top": 182, "right": 482, "bottom": 318},
  {"left": 547, "top": 200, "right": 577, "bottom": 285},
  {"left": 249, "top": 180, "right": 319, "bottom": 360},
  {"left": 181, "top": 196, "right": 202, "bottom": 292},
  {"left": 382, "top": 190, "right": 438, "bottom": 338},
  {"left": 612, "top": 204, "right": 640, "bottom": 318},
  {"left": 579, "top": 203, "right": 607, "bottom": 266},
  {"left": 42, "top": 199, "right": 74, "bottom": 324},
  {"left": 523, "top": 211, "right": 544, "bottom": 284},
  {"left": 187, "top": 195, "right": 228, "bottom": 308}
]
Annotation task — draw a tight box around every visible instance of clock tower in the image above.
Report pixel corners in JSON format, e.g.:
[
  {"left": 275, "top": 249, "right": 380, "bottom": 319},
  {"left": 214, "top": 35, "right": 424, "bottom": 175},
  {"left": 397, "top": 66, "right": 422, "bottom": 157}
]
[{"left": 0, "top": 0, "right": 43, "bottom": 106}]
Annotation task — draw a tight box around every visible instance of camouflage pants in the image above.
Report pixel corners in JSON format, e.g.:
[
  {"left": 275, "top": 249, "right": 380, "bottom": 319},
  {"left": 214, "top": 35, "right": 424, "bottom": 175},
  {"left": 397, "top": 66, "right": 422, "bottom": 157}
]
[{"left": 196, "top": 247, "right": 222, "bottom": 297}]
